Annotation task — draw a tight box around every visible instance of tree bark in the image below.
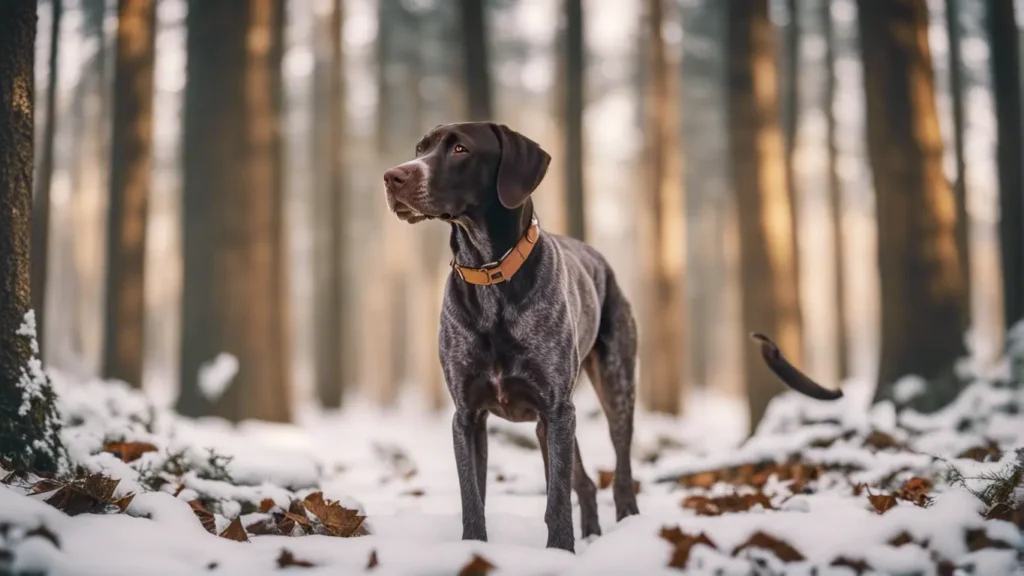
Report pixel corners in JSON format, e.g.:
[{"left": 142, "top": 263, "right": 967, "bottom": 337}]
[
  {"left": 102, "top": 0, "right": 157, "bottom": 388},
  {"left": 563, "top": 0, "right": 586, "bottom": 241},
  {"left": 727, "top": 0, "right": 804, "bottom": 432},
  {"left": 178, "top": 0, "right": 291, "bottom": 422},
  {"left": 31, "top": 0, "right": 62, "bottom": 362},
  {"left": 988, "top": 0, "right": 1023, "bottom": 339},
  {"left": 459, "top": 0, "right": 492, "bottom": 120},
  {"left": 782, "top": 0, "right": 803, "bottom": 302},
  {"left": 0, "top": 0, "right": 67, "bottom": 474},
  {"left": 640, "top": 0, "right": 686, "bottom": 415},
  {"left": 945, "top": 0, "right": 972, "bottom": 330},
  {"left": 822, "top": 0, "right": 850, "bottom": 380},
  {"left": 858, "top": 0, "right": 968, "bottom": 408}
]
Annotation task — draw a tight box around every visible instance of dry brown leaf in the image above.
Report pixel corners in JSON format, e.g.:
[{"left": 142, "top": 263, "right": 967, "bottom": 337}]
[
  {"left": 219, "top": 517, "right": 249, "bottom": 542},
  {"left": 403, "top": 489, "right": 425, "bottom": 497},
  {"left": 851, "top": 483, "right": 867, "bottom": 497},
  {"left": 458, "top": 554, "right": 495, "bottom": 576},
  {"left": 867, "top": 494, "right": 897, "bottom": 515},
  {"left": 276, "top": 548, "right": 314, "bottom": 568},
  {"left": 303, "top": 492, "right": 366, "bottom": 537},
  {"left": 682, "top": 492, "right": 774, "bottom": 516},
  {"left": 732, "top": 531, "right": 804, "bottom": 562},
  {"left": 659, "top": 526, "right": 717, "bottom": 569},
  {"left": 864, "top": 431, "right": 901, "bottom": 452},
  {"left": 888, "top": 531, "right": 916, "bottom": 547},
  {"left": 958, "top": 444, "right": 1002, "bottom": 462},
  {"left": 44, "top": 474, "right": 122, "bottom": 516},
  {"left": 894, "top": 477, "right": 933, "bottom": 507},
  {"left": 677, "top": 470, "right": 718, "bottom": 489},
  {"left": 188, "top": 499, "right": 217, "bottom": 534},
  {"left": 113, "top": 493, "right": 135, "bottom": 513},
  {"left": 984, "top": 502, "right": 1024, "bottom": 528},
  {"left": 965, "top": 528, "right": 1012, "bottom": 551},
  {"left": 24, "top": 525, "right": 60, "bottom": 549},
  {"left": 830, "top": 556, "right": 870, "bottom": 573},
  {"left": 258, "top": 498, "right": 276, "bottom": 513},
  {"left": 367, "top": 549, "right": 379, "bottom": 569},
  {"left": 245, "top": 517, "right": 281, "bottom": 536},
  {"left": 102, "top": 441, "right": 158, "bottom": 463},
  {"left": 276, "top": 513, "right": 297, "bottom": 535},
  {"left": 597, "top": 470, "right": 615, "bottom": 490},
  {"left": 283, "top": 511, "right": 311, "bottom": 529},
  {"left": 29, "top": 479, "right": 62, "bottom": 495}
]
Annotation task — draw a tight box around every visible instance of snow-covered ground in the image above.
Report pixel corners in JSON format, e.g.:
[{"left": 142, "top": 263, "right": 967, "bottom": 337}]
[{"left": 2, "top": 360, "right": 1023, "bottom": 575}]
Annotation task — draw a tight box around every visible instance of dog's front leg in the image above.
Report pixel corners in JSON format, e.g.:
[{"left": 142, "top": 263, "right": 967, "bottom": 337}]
[
  {"left": 543, "top": 401, "right": 576, "bottom": 552},
  {"left": 453, "top": 409, "right": 487, "bottom": 541}
]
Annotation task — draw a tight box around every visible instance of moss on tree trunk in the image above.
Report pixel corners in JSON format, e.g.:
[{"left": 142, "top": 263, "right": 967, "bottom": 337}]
[{"left": 0, "top": 0, "right": 68, "bottom": 475}]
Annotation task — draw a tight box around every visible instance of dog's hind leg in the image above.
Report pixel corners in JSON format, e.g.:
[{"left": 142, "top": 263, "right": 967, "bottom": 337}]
[
  {"left": 572, "top": 440, "right": 601, "bottom": 538},
  {"left": 585, "top": 275, "right": 640, "bottom": 521}
]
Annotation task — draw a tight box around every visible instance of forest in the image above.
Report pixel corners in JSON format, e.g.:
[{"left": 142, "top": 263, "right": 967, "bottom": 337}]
[{"left": 0, "top": 0, "right": 1023, "bottom": 574}]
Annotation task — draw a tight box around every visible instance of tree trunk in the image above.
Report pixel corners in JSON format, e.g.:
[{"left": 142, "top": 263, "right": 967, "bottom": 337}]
[
  {"left": 727, "top": 0, "right": 804, "bottom": 432},
  {"left": 102, "top": 0, "right": 156, "bottom": 388},
  {"left": 0, "top": 0, "right": 67, "bottom": 474},
  {"left": 988, "top": 0, "right": 1023, "bottom": 339},
  {"left": 639, "top": 0, "right": 686, "bottom": 415},
  {"left": 782, "top": 0, "right": 802, "bottom": 303},
  {"left": 459, "top": 0, "right": 492, "bottom": 120},
  {"left": 858, "top": 0, "right": 968, "bottom": 408},
  {"left": 31, "top": 0, "right": 62, "bottom": 363},
  {"left": 178, "top": 0, "right": 291, "bottom": 422},
  {"left": 312, "top": 0, "right": 350, "bottom": 409},
  {"left": 564, "top": 0, "right": 586, "bottom": 241},
  {"left": 945, "top": 0, "right": 972, "bottom": 330},
  {"left": 822, "top": 0, "right": 850, "bottom": 380}
]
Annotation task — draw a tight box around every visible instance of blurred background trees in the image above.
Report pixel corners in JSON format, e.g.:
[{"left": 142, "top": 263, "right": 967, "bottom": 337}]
[{"left": 8, "top": 0, "right": 1024, "bottom": 434}]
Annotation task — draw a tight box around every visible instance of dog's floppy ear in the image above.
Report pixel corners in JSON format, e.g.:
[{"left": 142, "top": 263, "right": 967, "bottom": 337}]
[{"left": 492, "top": 123, "right": 551, "bottom": 209}]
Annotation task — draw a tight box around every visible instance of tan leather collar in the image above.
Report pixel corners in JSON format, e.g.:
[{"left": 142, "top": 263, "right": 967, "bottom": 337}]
[{"left": 452, "top": 217, "right": 540, "bottom": 286}]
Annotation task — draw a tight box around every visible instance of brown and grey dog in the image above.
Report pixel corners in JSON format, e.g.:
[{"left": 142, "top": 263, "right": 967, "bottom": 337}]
[{"left": 382, "top": 122, "right": 842, "bottom": 553}]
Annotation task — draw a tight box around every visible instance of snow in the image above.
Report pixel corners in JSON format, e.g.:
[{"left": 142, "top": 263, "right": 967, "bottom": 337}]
[
  {"left": 197, "top": 352, "right": 239, "bottom": 402},
  {"left": 15, "top": 310, "right": 48, "bottom": 417},
  {"left": 2, "top": 366, "right": 1023, "bottom": 575}
]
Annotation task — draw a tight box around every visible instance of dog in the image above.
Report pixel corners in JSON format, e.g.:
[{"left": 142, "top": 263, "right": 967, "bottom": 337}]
[{"left": 382, "top": 122, "right": 842, "bottom": 552}]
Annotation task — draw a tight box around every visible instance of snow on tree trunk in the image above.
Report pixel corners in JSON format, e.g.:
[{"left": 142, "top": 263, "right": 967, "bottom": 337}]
[{"left": 0, "top": 0, "right": 68, "bottom": 474}]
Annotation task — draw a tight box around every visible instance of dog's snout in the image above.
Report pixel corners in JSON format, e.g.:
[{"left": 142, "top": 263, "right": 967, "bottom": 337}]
[{"left": 383, "top": 166, "right": 408, "bottom": 189}]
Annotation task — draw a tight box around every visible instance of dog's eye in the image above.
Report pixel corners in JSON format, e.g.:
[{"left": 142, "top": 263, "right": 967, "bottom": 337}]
[
  {"left": 415, "top": 144, "right": 424, "bottom": 156},
  {"left": 453, "top": 144, "right": 468, "bottom": 155}
]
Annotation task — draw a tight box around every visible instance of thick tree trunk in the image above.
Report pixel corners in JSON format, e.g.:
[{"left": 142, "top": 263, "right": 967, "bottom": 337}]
[
  {"left": 727, "top": 0, "right": 804, "bottom": 432},
  {"left": 178, "top": 0, "right": 291, "bottom": 422},
  {"left": 459, "top": 0, "right": 492, "bottom": 120},
  {"left": 640, "top": 0, "right": 686, "bottom": 415},
  {"left": 564, "top": 0, "right": 586, "bottom": 241},
  {"left": 945, "top": 0, "right": 972, "bottom": 330},
  {"left": 102, "top": 0, "right": 157, "bottom": 388},
  {"left": 782, "top": 0, "right": 802, "bottom": 302},
  {"left": 822, "top": 0, "right": 850, "bottom": 380},
  {"left": 988, "top": 0, "right": 1023, "bottom": 340},
  {"left": 31, "top": 0, "right": 62, "bottom": 362},
  {"left": 0, "top": 0, "right": 67, "bottom": 474},
  {"left": 858, "top": 0, "right": 968, "bottom": 408}
]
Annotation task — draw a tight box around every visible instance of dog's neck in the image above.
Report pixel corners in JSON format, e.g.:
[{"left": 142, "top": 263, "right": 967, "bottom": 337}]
[{"left": 449, "top": 199, "right": 536, "bottom": 269}]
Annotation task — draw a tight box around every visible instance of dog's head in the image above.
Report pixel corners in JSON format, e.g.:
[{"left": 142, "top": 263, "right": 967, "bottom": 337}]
[{"left": 383, "top": 122, "right": 551, "bottom": 224}]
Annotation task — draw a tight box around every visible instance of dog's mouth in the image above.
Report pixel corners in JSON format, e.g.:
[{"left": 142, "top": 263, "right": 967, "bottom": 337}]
[{"left": 391, "top": 200, "right": 455, "bottom": 224}]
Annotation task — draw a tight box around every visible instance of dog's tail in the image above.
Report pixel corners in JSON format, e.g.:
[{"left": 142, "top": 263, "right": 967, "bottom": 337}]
[{"left": 749, "top": 332, "right": 843, "bottom": 401}]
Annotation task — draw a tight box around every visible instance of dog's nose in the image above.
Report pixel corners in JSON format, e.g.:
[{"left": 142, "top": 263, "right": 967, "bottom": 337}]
[{"left": 383, "top": 166, "right": 408, "bottom": 189}]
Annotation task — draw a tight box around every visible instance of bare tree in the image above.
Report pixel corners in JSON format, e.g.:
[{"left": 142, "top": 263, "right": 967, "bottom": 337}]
[
  {"left": 639, "top": 0, "right": 686, "bottom": 414},
  {"left": 822, "top": 0, "right": 850, "bottom": 379},
  {"left": 727, "top": 0, "right": 804, "bottom": 431},
  {"left": 312, "top": 0, "right": 351, "bottom": 409},
  {"left": 858, "top": 0, "right": 968, "bottom": 408},
  {"left": 31, "top": 0, "right": 62, "bottom": 360},
  {"left": 988, "top": 0, "right": 1023, "bottom": 339},
  {"left": 563, "top": 0, "right": 586, "bottom": 240},
  {"left": 102, "top": 0, "right": 157, "bottom": 388},
  {"left": 459, "top": 0, "right": 492, "bottom": 120},
  {"left": 0, "top": 0, "right": 67, "bottom": 473},
  {"left": 945, "top": 0, "right": 972, "bottom": 327},
  {"left": 178, "top": 0, "right": 291, "bottom": 422}
]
